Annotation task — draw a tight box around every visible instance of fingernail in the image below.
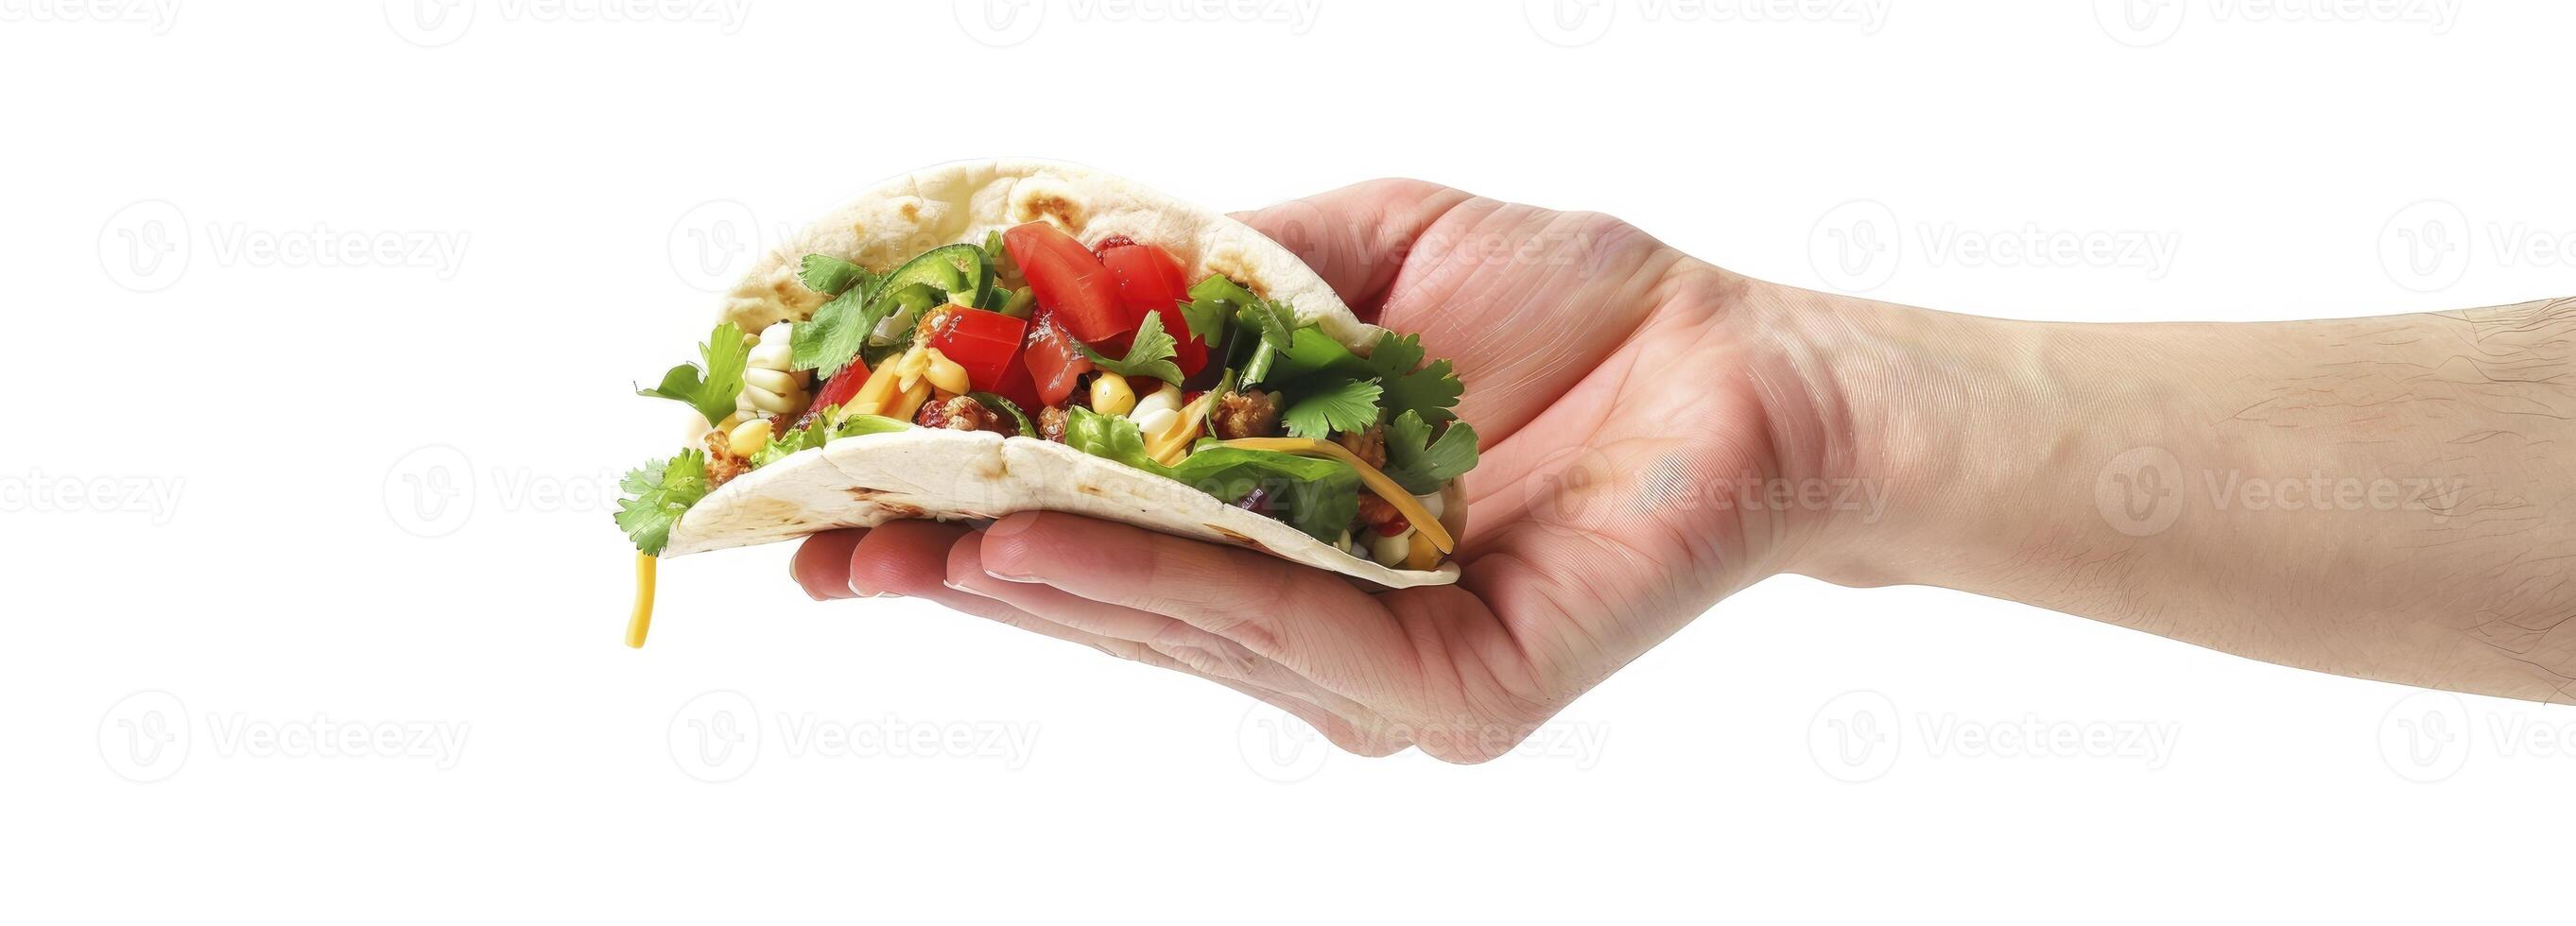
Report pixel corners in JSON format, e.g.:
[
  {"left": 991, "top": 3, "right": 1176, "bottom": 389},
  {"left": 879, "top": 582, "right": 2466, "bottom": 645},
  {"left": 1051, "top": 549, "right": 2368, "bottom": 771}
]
[{"left": 984, "top": 567, "right": 1042, "bottom": 583}]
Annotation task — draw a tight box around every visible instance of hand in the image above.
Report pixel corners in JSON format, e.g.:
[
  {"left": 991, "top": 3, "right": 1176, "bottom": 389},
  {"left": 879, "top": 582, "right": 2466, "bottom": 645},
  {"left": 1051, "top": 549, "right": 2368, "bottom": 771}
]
[{"left": 790, "top": 180, "right": 1817, "bottom": 762}]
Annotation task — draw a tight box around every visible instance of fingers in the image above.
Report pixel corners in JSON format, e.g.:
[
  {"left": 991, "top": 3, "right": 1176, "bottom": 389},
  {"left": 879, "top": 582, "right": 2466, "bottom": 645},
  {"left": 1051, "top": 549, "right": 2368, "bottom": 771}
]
[
  {"left": 945, "top": 535, "right": 1393, "bottom": 728},
  {"left": 789, "top": 528, "right": 869, "bottom": 600},
  {"left": 1231, "top": 179, "right": 1472, "bottom": 319},
  {"left": 977, "top": 512, "right": 1414, "bottom": 699}
]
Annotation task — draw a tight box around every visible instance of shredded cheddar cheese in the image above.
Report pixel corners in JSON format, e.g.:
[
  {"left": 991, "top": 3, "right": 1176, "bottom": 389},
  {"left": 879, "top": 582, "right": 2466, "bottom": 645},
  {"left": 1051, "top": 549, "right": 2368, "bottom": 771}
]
[
  {"left": 627, "top": 552, "right": 658, "bottom": 649},
  {"left": 1219, "top": 437, "right": 1455, "bottom": 555}
]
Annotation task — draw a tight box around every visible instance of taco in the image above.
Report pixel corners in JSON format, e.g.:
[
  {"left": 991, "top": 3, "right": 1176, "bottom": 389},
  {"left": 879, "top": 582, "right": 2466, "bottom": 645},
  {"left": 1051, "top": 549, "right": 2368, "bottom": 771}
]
[{"left": 616, "top": 160, "right": 1480, "bottom": 646}]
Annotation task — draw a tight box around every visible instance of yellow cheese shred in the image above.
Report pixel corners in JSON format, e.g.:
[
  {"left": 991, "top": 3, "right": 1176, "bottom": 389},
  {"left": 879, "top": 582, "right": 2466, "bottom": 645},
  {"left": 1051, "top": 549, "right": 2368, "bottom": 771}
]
[
  {"left": 1219, "top": 437, "right": 1455, "bottom": 555},
  {"left": 626, "top": 552, "right": 657, "bottom": 649}
]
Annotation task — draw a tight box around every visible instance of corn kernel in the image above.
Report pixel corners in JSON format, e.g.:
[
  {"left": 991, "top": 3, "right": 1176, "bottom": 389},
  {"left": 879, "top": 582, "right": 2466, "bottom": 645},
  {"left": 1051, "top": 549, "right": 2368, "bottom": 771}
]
[
  {"left": 923, "top": 349, "right": 972, "bottom": 396},
  {"left": 1090, "top": 372, "right": 1136, "bottom": 417},
  {"left": 727, "top": 419, "right": 772, "bottom": 458},
  {"left": 887, "top": 380, "right": 934, "bottom": 422},
  {"left": 1368, "top": 528, "right": 1412, "bottom": 567}
]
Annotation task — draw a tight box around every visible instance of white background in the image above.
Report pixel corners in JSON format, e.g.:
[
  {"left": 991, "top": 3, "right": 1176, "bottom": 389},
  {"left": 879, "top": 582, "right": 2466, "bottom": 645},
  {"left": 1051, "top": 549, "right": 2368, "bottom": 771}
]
[{"left": 8, "top": 0, "right": 2570, "bottom": 921}]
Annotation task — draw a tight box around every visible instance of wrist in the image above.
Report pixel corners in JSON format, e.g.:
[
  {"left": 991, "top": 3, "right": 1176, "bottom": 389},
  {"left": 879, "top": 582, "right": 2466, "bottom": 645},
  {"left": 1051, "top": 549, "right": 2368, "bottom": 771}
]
[{"left": 1725, "top": 282, "right": 2151, "bottom": 591}]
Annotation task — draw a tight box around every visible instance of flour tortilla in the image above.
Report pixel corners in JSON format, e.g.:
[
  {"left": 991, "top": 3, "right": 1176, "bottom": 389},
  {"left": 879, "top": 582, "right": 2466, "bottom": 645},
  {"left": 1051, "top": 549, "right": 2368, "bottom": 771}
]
[{"left": 663, "top": 160, "right": 1463, "bottom": 588}]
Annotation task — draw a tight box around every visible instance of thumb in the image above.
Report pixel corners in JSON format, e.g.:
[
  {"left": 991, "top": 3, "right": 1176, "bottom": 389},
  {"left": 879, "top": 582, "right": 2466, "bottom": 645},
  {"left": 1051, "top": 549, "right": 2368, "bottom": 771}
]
[{"left": 1229, "top": 178, "right": 1474, "bottom": 320}]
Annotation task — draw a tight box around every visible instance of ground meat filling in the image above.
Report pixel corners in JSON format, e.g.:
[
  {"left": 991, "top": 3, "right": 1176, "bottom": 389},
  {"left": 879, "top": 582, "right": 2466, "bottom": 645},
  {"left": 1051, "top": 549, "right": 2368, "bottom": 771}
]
[
  {"left": 915, "top": 395, "right": 1019, "bottom": 437},
  {"left": 1037, "top": 405, "right": 1070, "bottom": 443},
  {"left": 701, "top": 430, "right": 750, "bottom": 489},
  {"left": 1210, "top": 389, "right": 1282, "bottom": 440},
  {"left": 1336, "top": 422, "right": 1387, "bottom": 470},
  {"left": 1355, "top": 492, "right": 1407, "bottom": 535}
]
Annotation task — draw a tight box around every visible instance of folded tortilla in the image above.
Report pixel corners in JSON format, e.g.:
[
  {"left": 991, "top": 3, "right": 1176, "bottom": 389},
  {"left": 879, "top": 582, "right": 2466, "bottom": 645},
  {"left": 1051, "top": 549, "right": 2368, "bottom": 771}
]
[{"left": 662, "top": 160, "right": 1465, "bottom": 588}]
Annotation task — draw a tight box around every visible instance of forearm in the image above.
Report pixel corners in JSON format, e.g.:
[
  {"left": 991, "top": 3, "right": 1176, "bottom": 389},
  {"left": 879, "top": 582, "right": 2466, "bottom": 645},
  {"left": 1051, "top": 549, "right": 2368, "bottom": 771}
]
[{"left": 1743, "top": 283, "right": 2576, "bottom": 702}]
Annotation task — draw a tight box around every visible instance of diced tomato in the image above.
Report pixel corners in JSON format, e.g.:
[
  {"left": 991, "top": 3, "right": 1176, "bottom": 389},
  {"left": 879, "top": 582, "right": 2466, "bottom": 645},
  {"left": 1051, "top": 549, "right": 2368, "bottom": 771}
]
[
  {"left": 1022, "top": 311, "right": 1093, "bottom": 408},
  {"left": 1004, "top": 222, "right": 1129, "bottom": 343},
  {"left": 924, "top": 307, "right": 1028, "bottom": 394},
  {"left": 1098, "top": 243, "right": 1208, "bottom": 377},
  {"left": 993, "top": 356, "right": 1043, "bottom": 415},
  {"left": 1088, "top": 235, "right": 1137, "bottom": 261},
  {"left": 799, "top": 357, "right": 871, "bottom": 428}
]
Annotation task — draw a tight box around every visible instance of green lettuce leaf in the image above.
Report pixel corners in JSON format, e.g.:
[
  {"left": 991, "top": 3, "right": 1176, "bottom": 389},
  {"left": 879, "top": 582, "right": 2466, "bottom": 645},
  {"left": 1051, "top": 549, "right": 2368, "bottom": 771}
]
[
  {"left": 1062, "top": 405, "right": 1164, "bottom": 472},
  {"left": 1166, "top": 445, "right": 1360, "bottom": 545}
]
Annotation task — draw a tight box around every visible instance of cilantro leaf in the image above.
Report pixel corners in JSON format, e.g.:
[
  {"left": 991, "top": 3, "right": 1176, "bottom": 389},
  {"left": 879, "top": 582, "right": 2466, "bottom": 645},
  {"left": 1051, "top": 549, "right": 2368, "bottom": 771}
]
[
  {"left": 614, "top": 450, "right": 712, "bottom": 555},
  {"left": 793, "top": 282, "right": 937, "bottom": 379},
  {"left": 1062, "top": 405, "right": 1165, "bottom": 473},
  {"left": 1280, "top": 378, "right": 1383, "bottom": 438},
  {"left": 637, "top": 321, "right": 751, "bottom": 425},
  {"left": 798, "top": 254, "right": 876, "bottom": 298},
  {"left": 1181, "top": 274, "right": 1260, "bottom": 344},
  {"left": 1236, "top": 296, "right": 1297, "bottom": 353},
  {"left": 1382, "top": 410, "right": 1479, "bottom": 495},
  {"left": 1363, "top": 332, "right": 1465, "bottom": 426},
  {"left": 1077, "top": 311, "right": 1185, "bottom": 386}
]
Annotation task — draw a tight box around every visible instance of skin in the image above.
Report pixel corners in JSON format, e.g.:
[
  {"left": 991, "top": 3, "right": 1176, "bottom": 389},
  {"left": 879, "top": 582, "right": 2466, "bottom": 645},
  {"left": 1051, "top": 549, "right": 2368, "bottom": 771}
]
[{"left": 790, "top": 180, "right": 2576, "bottom": 762}]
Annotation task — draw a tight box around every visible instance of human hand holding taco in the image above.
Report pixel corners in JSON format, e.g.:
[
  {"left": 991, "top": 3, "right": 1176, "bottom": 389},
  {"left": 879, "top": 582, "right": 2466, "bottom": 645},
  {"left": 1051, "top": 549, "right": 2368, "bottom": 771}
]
[{"left": 793, "top": 177, "right": 2576, "bottom": 762}]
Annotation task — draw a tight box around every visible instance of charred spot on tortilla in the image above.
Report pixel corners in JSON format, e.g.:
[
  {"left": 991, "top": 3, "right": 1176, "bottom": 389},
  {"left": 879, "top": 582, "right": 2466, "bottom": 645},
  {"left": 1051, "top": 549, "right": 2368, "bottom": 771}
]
[
  {"left": 1014, "top": 192, "right": 1085, "bottom": 232},
  {"left": 1201, "top": 253, "right": 1265, "bottom": 297}
]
